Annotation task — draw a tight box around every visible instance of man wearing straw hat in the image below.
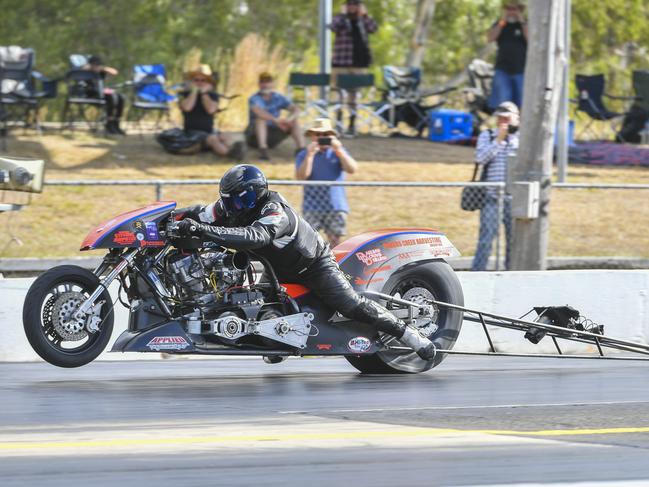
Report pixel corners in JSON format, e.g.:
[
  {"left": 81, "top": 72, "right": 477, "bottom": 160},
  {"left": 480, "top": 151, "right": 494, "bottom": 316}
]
[
  {"left": 296, "top": 118, "right": 357, "bottom": 246},
  {"left": 180, "top": 64, "right": 245, "bottom": 160}
]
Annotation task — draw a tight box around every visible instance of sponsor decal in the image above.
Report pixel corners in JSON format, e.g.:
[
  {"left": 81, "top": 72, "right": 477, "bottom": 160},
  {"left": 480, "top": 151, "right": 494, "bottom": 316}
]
[
  {"left": 113, "top": 231, "right": 136, "bottom": 245},
  {"left": 146, "top": 336, "right": 190, "bottom": 351},
  {"left": 316, "top": 344, "right": 333, "bottom": 351},
  {"left": 384, "top": 236, "right": 443, "bottom": 249},
  {"left": 140, "top": 240, "right": 166, "bottom": 248},
  {"left": 355, "top": 248, "right": 387, "bottom": 266},
  {"left": 363, "top": 264, "right": 392, "bottom": 275},
  {"left": 354, "top": 276, "right": 385, "bottom": 286},
  {"left": 348, "top": 336, "right": 372, "bottom": 354},
  {"left": 145, "top": 221, "right": 160, "bottom": 241},
  {"left": 397, "top": 249, "right": 426, "bottom": 261}
]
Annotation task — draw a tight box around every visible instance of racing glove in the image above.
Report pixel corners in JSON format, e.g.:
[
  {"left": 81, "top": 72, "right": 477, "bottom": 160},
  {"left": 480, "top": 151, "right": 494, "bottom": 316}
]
[{"left": 176, "top": 218, "right": 202, "bottom": 236}]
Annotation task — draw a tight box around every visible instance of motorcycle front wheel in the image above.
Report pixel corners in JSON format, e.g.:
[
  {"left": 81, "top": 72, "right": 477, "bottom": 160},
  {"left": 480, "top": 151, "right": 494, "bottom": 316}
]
[{"left": 23, "top": 265, "right": 114, "bottom": 368}]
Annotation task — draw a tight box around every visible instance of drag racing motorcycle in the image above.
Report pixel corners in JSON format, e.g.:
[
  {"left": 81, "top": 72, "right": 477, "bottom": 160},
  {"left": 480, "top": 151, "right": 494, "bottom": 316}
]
[{"left": 23, "top": 201, "right": 465, "bottom": 373}]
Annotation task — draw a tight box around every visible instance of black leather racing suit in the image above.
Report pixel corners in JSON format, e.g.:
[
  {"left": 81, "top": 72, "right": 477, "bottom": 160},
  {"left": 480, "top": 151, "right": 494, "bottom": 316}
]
[{"left": 179, "top": 191, "right": 404, "bottom": 337}]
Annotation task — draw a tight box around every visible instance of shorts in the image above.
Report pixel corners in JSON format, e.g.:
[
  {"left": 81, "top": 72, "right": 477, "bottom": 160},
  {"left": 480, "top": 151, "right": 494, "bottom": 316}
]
[
  {"left": 244, "top": 122, "right": 289, "bottom": 149},
  {"left": 304, "top": 211, "right": 347, "bottom": 237}
]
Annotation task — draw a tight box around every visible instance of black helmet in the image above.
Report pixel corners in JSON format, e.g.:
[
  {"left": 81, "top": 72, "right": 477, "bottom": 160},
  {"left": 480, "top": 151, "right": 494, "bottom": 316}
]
[{"left": 219, "top": 164, "right": 269, "bottom": 216}]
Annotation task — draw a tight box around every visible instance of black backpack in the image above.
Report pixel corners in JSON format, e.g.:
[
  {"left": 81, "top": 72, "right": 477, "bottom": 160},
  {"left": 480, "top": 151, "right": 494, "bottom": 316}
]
[
  {"left": 616, "top": 106, "right": 649, "bottom": 144},
  {"left": 155, "top": 128, "right": 207, "bottom": 155}
]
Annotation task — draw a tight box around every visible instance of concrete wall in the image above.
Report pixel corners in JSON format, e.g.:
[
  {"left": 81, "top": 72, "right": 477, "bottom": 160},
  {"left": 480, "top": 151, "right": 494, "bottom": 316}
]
[{"left": 2, "top": 270, "right": 648, "bottom": 362}]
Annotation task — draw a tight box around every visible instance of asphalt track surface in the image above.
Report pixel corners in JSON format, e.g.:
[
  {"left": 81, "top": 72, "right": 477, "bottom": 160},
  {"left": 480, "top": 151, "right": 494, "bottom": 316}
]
[{"left": 2, "top": 356, "right": 649, "bottom": 487}]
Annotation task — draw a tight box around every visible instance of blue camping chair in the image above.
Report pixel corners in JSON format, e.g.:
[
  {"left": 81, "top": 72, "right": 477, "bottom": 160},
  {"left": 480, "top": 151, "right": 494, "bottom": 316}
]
[{"left": 128, "top": 64, "right": 176, "bottom": 132}]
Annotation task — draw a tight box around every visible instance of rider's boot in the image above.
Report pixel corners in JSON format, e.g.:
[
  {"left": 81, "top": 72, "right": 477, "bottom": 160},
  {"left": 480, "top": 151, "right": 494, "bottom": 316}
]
[{"left": 397, "top": 324, "right": 437, "bottom": 361}]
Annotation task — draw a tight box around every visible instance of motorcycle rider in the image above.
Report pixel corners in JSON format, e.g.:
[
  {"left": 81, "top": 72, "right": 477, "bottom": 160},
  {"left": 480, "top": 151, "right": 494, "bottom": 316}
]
[{"left": 174, "top": 164, "right": 436, "bottom": 361}]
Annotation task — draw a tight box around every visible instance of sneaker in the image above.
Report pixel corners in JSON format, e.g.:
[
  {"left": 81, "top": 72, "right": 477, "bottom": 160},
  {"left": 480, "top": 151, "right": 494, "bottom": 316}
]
[{"left": 259, "top": 148, "right": 270, "bottom": 161}]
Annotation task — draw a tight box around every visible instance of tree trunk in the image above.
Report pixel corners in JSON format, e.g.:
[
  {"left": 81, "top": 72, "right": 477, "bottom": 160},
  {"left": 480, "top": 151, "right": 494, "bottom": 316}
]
[
  {"left": 510, "top": 0, "right": 567, "bottom": 270},
  {"left": 406, "top": 0, "right": 436, "bottom": 68}
]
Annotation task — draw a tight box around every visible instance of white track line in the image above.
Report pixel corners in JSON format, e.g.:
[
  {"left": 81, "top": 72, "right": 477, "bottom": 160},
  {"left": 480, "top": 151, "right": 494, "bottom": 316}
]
[{"left": 279, "top": 399, "right": 649, "bottom": 414}]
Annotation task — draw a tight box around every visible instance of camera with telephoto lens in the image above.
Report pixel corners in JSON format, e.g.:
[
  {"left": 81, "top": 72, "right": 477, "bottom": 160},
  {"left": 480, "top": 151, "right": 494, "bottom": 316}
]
[{"left": 317, "top": 136, "right": 332, "bottom": 147}]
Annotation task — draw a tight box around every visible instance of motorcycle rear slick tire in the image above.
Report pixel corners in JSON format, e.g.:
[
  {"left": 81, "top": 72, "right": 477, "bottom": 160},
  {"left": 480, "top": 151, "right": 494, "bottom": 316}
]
[
  {"left": 346, "top": 260, "right": 464, "bottom": 374},
  {"left": 23, "top": 265, "right": 114, "bottom": 368}
]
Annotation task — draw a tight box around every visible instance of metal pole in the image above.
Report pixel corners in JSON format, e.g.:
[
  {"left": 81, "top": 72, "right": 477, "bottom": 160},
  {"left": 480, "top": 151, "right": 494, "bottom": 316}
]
[
  {"left": 495, "top": 188, "right": 503, "bottom": 271},
  {"left": 556, "top": 0, "right": 571, "bottom": 182},
  {"left": 319, "top": 0, "right": 333, "bottom": 99}
]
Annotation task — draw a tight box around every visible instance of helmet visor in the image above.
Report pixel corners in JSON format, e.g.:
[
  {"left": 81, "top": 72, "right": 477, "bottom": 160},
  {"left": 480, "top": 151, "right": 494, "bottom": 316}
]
[{"left": 221, "top": 188, "right": 257, "bottom": 213}]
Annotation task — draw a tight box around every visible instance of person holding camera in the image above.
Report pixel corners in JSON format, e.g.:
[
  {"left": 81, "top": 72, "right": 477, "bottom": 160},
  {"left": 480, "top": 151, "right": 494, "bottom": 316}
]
[
  {"left": 487, "top": 1, "right": 528, "bottom": 110},
  {"left": 471, "top": 102, "right": 520, "bottom": 271},
  {"left": 330, "top": 0, "right": 378, "bottom": 136},
  {"left": 295, "top": 118, "right": 357, "bottom": 247}
]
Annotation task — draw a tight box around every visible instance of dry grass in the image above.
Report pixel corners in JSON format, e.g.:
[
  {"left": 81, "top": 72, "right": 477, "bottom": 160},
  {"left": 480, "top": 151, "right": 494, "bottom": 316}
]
[
  {"left": 1, "top": 131, "right": 649, "bottom": 258},
  {"left": 221, "top": 34, "right": 292, "bottom": 131}
]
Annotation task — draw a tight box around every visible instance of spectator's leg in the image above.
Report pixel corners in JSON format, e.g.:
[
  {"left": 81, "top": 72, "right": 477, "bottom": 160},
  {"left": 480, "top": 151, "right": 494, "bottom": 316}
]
[
  {"left": 114, "top": 93, "right": 125, "bottom": 120},
  {"left": 347, "top": 89, "right": 358, "bottom": 135},
  {"left": 471, "top": 196, "right": 498, "bottom": 271},
  {"left": 502, "top": 198, "right": 513, "bottom": 270},
  {"left": 113, "top": 94, "right": 126, "bottom": 134},
  {"left": 323, "top": 211, "right": 347, "bottom": 248},
  {"left": 489, "top": 69, "right": 513, "bottom": 111},
  {"left": 255, "top": 119, "right": 269, "bottom": 148},
  {"left": 104, "top": 94, "right": 115, "bottom": 131},
  {"left": 205, "top": 133, "right": 230, "bottom": 156},
  {"left": 512, "top": 73, "right": 525, "bottom": 109}
]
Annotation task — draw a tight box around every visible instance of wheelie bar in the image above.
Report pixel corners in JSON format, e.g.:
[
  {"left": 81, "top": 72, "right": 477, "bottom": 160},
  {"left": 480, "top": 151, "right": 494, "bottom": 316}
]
[{"left": 366, "top": 290, "right": 649, "bottom": 360}]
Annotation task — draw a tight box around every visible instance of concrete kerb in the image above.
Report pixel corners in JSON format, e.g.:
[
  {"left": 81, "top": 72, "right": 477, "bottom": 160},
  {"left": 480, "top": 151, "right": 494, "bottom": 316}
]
[{"left": 2, "top": 270, "right": 649, "bottom": 363}]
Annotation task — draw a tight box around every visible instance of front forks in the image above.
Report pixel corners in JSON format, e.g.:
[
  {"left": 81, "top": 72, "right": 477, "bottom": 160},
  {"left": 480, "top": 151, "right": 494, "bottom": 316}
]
[{"left": 74, "top": 249, "right": 139, "bottom": 322}]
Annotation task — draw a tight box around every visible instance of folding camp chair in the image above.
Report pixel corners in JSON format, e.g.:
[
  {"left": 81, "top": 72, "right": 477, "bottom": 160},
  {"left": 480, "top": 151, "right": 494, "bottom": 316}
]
[
  {"left": 0, "top": 46, "right": 56, "bottom": 132},
  {"left": 287, "top": 72, "right": 331, "bottom": 120},
  {"left": 463, "top": 59, "right": 494, "bottom": 135},
  {"left": 61, "top": 69, "right": 106, "bottom": 132},
  {"left": 331, "top": 73, "right": 390, "bottom": 136},
  {"left": 574, "top": 74, "right": 634, "bottom": 140},
  {"left": 127, "top": 64, "right": 176, "bottom": 133},
  {"left": 377, "top": 66, "right": 453, "bottom": 137}
]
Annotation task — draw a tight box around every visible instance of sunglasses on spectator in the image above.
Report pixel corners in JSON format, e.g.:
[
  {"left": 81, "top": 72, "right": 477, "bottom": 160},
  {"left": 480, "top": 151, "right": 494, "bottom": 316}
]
[{"left": 193, "top": 78, "right": 210, "bottom": 83}]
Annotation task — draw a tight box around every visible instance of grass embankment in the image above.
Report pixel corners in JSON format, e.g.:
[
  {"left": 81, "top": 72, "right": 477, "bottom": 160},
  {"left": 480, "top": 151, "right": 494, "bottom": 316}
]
[{"left": 1, "top": 132, "right": 648, "bottom": 258}]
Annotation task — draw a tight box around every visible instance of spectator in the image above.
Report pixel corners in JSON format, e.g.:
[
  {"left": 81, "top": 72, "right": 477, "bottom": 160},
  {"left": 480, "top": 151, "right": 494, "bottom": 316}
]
[
  {"left": 245, "top": 72, "right": 304, "bottom": 161},
  {"left": 180, "top": 65, "right": 245, "bottom": 160},
  {"left": 330, "top": 0, "right": 378, "bottom": 136},
  {"left": 84, "top": 55, "right": 126, "bottom": 135},
  {"left": 487, "top": 1, "right": 528, "bottom": 110},
  {"left": 295, "top": 118, "right": 357, "bottom": 247},
  {"left": 471, "top": 102, "right": 519, "bottom": 271}
]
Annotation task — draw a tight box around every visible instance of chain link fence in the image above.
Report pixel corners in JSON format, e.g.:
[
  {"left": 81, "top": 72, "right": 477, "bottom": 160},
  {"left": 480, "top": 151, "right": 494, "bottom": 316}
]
[{"left": 4, "top": 179, "right": 649, "bottom": 268}]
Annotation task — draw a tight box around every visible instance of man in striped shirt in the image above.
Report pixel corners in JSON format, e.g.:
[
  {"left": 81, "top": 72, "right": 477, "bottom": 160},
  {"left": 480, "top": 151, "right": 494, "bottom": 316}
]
[{"left": 472, "top": 101, "right": 520, "bottom": 271}]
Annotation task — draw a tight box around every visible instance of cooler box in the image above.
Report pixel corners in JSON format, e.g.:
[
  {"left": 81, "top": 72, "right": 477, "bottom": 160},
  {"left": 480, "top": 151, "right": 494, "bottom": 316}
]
[{"left": 428, "top": 109, "right": 473, "bottom": 142}]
